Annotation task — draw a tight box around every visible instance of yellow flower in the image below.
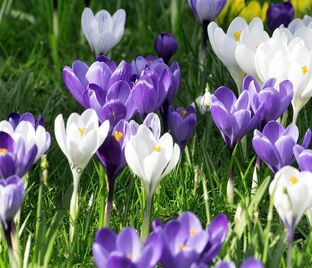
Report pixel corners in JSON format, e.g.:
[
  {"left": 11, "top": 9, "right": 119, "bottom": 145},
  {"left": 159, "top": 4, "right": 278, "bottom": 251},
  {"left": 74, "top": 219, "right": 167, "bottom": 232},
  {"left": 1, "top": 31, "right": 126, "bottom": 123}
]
[
  {"left": 217, "top": 0, "right": 268, "bottom": 26},
  {"left": 292, "top": 0, "right": 312, "bottom": 16}
]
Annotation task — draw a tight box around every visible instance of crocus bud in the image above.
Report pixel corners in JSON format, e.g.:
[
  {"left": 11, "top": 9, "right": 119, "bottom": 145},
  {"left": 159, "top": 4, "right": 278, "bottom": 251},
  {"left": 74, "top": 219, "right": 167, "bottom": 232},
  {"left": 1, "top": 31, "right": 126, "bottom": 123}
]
[
  {"left": 154, "top": 32, "right": 178, "bottom": 63},
  {"left": 266, "top": 2, "right": 294, "bottom": 31},
  {"left": 188, "top": 0, "right": 227, "bottom": 24},
  {"left": 167, "top": 105, "right": 197, "bottom": 151}
]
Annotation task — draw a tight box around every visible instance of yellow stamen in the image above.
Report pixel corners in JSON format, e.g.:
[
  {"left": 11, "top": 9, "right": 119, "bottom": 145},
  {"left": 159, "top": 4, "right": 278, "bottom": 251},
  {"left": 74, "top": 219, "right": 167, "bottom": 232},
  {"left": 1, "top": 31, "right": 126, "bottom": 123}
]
[
  {"left": 302, "top": 66, "right": 308, "bottom": 74},
  {"left": 0, "top": 148, "right": 8, "bottom": 153},
  {"left": 148, "top": 60, "right": 153, "bottom": 65},
  {"left": 289, "top": 176, "right": 298, "bottom": 185},
  {"left": 114, "top": 131, "right": 123, "bottom": 142},
  {"left": 78, "top": 128, "right": 86, "bottom": 137},
  {"left": 179, "top": 244, "right": 186, "bottom": 251},
  {"left": 153, "top": 146, "right": 161, "bottom": 152},
  {"left": 233, "top": 31, "right": 241, "bottom": 41},
  {"left": 182, "top": 109, "right": 187, "bottom": 118},
  {"left": 190, "top": 228, "right": 197, "bottom": 237},
  {"left": 112, "top": 110, "right": 116, "bottom": 117}
]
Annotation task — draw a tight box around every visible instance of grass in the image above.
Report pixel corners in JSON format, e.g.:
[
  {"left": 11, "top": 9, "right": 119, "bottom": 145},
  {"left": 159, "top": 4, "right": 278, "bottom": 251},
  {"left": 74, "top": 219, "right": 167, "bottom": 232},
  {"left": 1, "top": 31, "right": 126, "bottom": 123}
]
[{"left": 0, "top": 0, "right": 312, "bottom": 267}]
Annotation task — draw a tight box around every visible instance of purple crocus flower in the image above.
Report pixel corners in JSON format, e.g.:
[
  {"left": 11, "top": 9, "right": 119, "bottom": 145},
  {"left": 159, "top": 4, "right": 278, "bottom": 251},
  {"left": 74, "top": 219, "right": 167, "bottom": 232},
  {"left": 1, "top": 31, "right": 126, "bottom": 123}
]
[
  {"left": 188, "top": 0, "right": 227, "bottom": 24},
  {"left": 215, "top": 257, "right": 263, "bottom": 268},
  {"left": 168, "top": 106, "right": 197, "bottom": 150},
  {"left": 252, "top": 121, "right": 311, "bottom": 173},
  {"left": 92, "top": 227, "right": 163, "bottom": 268},
  {"left": 7, "top": 112, "right": 44, "bottom": 129},
  {"left": 0, "top": 175, "right": 25, "bottom": 230},
  {"left": 243, "top": 76, "right": 293, "bottom": 130},
  {"left": 130, "top": 56, "right": 164, "bottom": 79},
  {"left": 267, "top": 2, "right": 294, "bottom": 31},
  {"left": 0, "top": 132, "right": 37, "bottom": 179},
  {"left": 154, "top": 33, "right": 178, "bottom": 64},
  {"left": 132, "top": 63, "right": 172, "bottom": 118},
  {"left": 210, "top": 86, "right": 261, "bottom": 150},
  {"left": 293, "top": 145, "right": 312, "bottom": 172},
  {"left": 153, "top": 211, "right": 228, "bottom": 268}
]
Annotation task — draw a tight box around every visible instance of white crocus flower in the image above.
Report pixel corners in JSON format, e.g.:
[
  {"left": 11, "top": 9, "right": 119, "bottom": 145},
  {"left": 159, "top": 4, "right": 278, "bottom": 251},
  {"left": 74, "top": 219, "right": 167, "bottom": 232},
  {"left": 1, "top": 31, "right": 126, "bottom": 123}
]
[
  {"left": 269, "top": 166, "right": 312, "bottom": 240},
  {"left": 54, "top": 109, "right": 109, "bottom": 241},
  {"left": 208, "top": 17, "right": 266, "bottom": 89},
  {"left": 235, "top": 17, "right": 269, "bottom": 80},
  {"left": 0, "top": 120, "right": 50, "bottom": 162},
  {"left": 255, "top": 30, "right": 312, "bottom": 123},
  {"left": 288, "top": 15, "right": 312, "bottom": 34},
  {"left": 125, "top": 123, "right": 180, "bottom": 239},
  {"left": 81, "top": 8, "right": 126, "bottom": 56}
]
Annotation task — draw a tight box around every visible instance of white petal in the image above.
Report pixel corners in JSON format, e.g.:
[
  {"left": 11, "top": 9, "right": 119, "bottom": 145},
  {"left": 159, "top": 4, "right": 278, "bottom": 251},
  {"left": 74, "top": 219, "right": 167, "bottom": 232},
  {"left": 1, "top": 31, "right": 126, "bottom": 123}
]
[
  {"left": 161, "top": 143, "right": 180, "bottom": 178},
  {"left": 54, "top": 114, "right": 69, "bottom": 159}
]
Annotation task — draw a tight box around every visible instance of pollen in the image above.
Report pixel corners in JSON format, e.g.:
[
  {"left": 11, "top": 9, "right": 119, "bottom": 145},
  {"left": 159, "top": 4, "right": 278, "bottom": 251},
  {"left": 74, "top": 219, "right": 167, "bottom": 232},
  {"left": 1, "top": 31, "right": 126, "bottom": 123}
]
[
  {"left": 78, "top": 128, "right": 86, "bottom": 137},
  {"left": 289, "top": 176, "right": 298, "bottom": 185},
  {"left": 148, "top": 60, "right": 153, "bottom": 65},
  {"left": 233, "top": 31, "right": 241, "bottom": 41},
  {"left": 0, "top": 148, "right": 8, "bottom": 153},
  {"left": 112, "top": 110, "right": 116, "bottom": 117},
  {"left": 182, "top": 109, "right": 187, "bottom": 118},
  {"left": 302, "top": 66, "right": 308, "bottom": 74},
  {"left": 153, "top": 146, "right": 161, "bottom": 152},
  {"left": 114, "top": 131, "right": 123, "bottom": 142},
  {"left": 190, "top": 228, "right": 197, "bottom": 237},
  {"left": 179, "top": 243, "right": 186, "bottom": 251}
]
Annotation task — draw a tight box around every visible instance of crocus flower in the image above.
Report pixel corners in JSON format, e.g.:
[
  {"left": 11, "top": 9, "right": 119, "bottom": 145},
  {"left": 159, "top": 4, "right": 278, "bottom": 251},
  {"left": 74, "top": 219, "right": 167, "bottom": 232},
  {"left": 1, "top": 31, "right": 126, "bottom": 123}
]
[
  {"left": 243, "top": 76, "right": 293, "bottom": 129},
  {"left": 92, "top": 227, "right": 162, "bottom": 268},
  {"left": 125, "top": 118, "right": 180, "bottom": 239},
  {"left": 269, "top": 166, "right": 312, "bottom": 268},
  {"left": 255, "top": 29, "right": 312, "bottom": 123},
  {"left": 81, "top": 8, "right": 126, "bottom": 56},
  {"left": 167, "top": 106, "right": 197, "bottom": 150},
  {"left": 188, "top": 0, "right": 227, "bottom": 24},
  {"left": 252, "top": 121, "right": 311, "bottom": 173},
  {"left": 153, "top": 212, "right": 228, "bottom": 268},
  {"left": 215, "top": 257, "right": 263, "bottom": 268},
  {"left": 267, "top": 2, "right": 294, "bottom": 31},
  {"left": 293, "top": 145, "right": 312, "bottom": 172},
  {"left": 208, "top": 17, "right": 268, "bottom": 89},
  {"left": 210, "top": 86, "right": 261, "bottom": 150},
  {"left": 0, "top": 175, "right": 25, "bottom": 230},
  {"left": 154, "top": 33, "right": 178, "bottom": 64},
  {"left": 54, "top": 109, "right": 109, "bottom": 240},
  {"left": 0, "top": 175, "right": 25, "bottom": 268},
  {"left": 0, "top": 131, "right": 37, "bottom": 179},
  {"left": 0, "top": 112, "right": 51, "bottom": 162}
]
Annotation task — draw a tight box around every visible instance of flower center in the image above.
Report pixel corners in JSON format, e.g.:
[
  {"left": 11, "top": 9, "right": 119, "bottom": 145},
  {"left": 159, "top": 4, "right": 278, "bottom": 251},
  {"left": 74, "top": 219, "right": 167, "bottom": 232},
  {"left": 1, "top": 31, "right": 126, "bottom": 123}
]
[
  {"left": 289, "top": 176, "right": 298, "bottom": 185},
  {"left": 78, "top": 128, "right": 86, "bottom": 137},
  {"left": 114, "top": 131, "right": 123, "bottom": 142},
  {"left": 302, "top": 66, "right": 308, "bottom": 74},
  {"left": 182, "top": 109, "right": 187, "bottom": 118},
  {"left": 148, "top": 60, "right": 153, "bottom": 65},
  {"left": 153, "top": 146, "right": 161, "bottom": 152},
  {"left": 112, "top": 110, "right": 116, "bottom": 117},
  {"left": 190, "top": 228, "right": 197, "bottom": 237},
  {"left": 0, "top": 148, "right": 8, "bottom": 153},
  {"left": 127, "top": 253, "right": 132, "bottom": 260},
  {"left": 233, "top": 31, "right": 241, "bottom": 41},
  {"left": 179, "top": 243, "right": 186, "bottom": 251}
]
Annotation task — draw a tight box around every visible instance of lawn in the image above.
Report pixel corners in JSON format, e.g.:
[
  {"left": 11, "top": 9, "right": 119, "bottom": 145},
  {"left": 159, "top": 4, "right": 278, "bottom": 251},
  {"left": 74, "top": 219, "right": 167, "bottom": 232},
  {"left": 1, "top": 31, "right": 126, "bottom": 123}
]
[{"left": 1, "top": 0, "right": 312, "bottom": 267}]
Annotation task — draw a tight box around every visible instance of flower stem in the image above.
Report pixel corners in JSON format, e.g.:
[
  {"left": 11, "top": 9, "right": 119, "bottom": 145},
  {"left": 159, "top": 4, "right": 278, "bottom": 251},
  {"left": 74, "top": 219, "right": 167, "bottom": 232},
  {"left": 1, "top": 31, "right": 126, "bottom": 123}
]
[
  {"left": 69, "top": 171, "right": 81, "bottom": 243},
  {"left": 287, "top": 229, "right": 294, "bottom": 268},
  {"left": 123, "top": 177, "right": 135, "bottom": 226},
  {"left": 292, "top": 108, "right": 299, "bottom": 124},
  {"left": 3, "top": 221, "right": 20, "bottom": 268},
  {"left": 141, "top": 192, "right": 153, "bottom": 241},
  {"left": 251, "top": 156, "right": 261, "bottom": 196},
  {"left": 202, "top": 169, "right": 211, "bottom": 225},
  {"left": 104, "top": 178, "right": 115, "bottom": 227},
  {"left": 227, "top": 168, "right": 235, "bottom": 204}
]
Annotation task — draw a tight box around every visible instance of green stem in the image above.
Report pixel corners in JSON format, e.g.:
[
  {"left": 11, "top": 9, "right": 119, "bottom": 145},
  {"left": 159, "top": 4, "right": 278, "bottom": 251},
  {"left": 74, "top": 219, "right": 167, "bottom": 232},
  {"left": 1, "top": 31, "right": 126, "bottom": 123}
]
[
  {"left": 287, "top": 229, "right": 294, "bottom": 268},
  {"left": 251, "top": 156, "right": 261, "bottom": 196},
  {"left": 104, "top": 179, "right": 115, "bottom": 227},
  {"left": 123, "top": 177, "right": 135, "bottom": 226},
  {"left": 69, "top": 171, "right": 81, "bottom": 243},
  {"left": 141, "top": 192, "right": 153, "bottom": 241}
]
